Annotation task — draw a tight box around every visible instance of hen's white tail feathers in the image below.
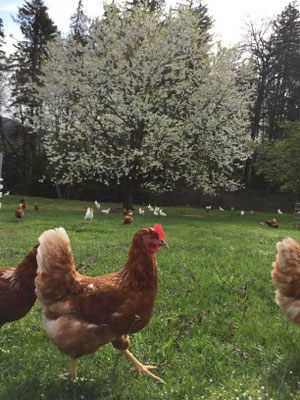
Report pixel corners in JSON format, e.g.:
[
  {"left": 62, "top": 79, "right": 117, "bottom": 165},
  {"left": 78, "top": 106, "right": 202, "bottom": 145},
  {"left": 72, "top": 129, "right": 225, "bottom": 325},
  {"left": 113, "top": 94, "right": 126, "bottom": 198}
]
[
  {"left": 37, "top": 227, "right": 73, "bottom": 274},
  {"left": 272, "top": 237, "right": 300, "bottom": 325},
  {"left": 35, "top": 227, "right": 75, "bottom": 305}
]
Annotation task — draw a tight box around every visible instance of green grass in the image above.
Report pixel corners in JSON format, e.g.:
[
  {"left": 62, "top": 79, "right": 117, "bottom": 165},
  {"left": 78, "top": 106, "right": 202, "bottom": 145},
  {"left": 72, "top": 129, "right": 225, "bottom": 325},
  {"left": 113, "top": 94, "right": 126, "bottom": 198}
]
[{"left": 1, "top": 195, "right": 300, "bottom": 400}]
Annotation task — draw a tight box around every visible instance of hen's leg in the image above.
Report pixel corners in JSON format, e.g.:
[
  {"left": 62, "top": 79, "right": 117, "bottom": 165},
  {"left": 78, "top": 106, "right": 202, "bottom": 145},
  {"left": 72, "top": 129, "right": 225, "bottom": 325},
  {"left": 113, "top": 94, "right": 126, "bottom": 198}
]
[
  {"left": 60, "top": 357, "right": 77, "bottom": 382},
  {"left": 122, "top": 350, "right": 164, "bottom": 383}
]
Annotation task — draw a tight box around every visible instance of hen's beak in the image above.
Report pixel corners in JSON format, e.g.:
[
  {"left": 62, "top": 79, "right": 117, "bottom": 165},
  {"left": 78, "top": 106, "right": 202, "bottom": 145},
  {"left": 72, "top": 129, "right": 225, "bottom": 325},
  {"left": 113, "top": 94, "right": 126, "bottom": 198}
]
[{"left": 158, "top": 239, "right": 168, "bottom": 248}]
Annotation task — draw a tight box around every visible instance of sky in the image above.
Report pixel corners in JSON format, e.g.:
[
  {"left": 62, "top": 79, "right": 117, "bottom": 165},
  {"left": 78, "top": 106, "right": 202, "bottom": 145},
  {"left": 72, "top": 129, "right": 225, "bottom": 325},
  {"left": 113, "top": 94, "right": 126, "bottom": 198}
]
[{"left": 0, "top": 0, "right": 298, "bottom": 54}]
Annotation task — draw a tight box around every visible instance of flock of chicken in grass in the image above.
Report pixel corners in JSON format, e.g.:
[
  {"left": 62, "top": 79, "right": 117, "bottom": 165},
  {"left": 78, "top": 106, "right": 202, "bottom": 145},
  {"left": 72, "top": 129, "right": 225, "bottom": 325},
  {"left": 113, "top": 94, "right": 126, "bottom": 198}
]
[
  {"left": 84, "top": 201, "right": 168, "bottom": 225},
  {"left": 15, "top": 198, "right": 40, "bottom": 222},
  {"left": 1, "top": 196, "right": 300, "bottom": 384},
  {"left": 15, "top": 196, "right": 282, "bottom": 229}
]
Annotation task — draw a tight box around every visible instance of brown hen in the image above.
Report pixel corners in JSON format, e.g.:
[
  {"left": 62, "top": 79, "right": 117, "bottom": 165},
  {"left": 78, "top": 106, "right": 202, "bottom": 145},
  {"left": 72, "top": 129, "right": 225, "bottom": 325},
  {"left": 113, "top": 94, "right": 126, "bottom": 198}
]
[
  {"left": 272, "top": 238, "right": 300, "bottom": 324},
  {"left": 122, "top": 212, "right": 133, "bottom": 224},
  {"left": 35, "top": 225, "right": 168, "bottom": 382},
  {"left": 0, "top": 245, "right": 39, "bottom": 350},
  {"left": 265, "top": 219, "right": 279, "bottom": 228},
  {"left": 15, "top": 204, "right": 24, "bottom": 222}
]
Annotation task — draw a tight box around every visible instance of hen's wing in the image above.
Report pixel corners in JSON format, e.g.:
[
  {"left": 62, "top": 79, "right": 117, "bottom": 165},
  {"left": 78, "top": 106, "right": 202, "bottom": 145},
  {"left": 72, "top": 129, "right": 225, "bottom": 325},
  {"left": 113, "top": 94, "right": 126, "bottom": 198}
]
[
  {"left": 0, "top": 269, "right": 17, "bottom": 326},
  {"left": 35, "top": 228, "right": 133, "bottom": 324},
  {"left": 0, "top": 245, "right": 38, "bottom": 326}
]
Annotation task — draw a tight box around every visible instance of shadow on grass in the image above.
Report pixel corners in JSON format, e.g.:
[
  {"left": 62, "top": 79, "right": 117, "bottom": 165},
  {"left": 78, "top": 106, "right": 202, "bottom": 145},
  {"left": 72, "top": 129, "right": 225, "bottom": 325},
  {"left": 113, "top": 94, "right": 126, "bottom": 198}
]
[{"left": 0, "top": 373, "right": 126, "bottom": 400}]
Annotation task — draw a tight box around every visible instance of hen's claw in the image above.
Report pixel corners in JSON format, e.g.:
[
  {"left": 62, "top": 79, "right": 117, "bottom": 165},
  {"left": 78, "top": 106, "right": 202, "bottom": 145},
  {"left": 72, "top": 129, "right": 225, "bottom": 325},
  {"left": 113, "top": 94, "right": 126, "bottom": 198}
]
[
  {"left": 0, "top": 348, "right": 9, "bottom": 353},
  {"left": 60, "top": 372, "right": 77, "bottom": 382},
  {"left": 122, "top": 349, "right": 164, "bottom": 383},
  {"left": 131, "top": 365, "right": 164, "bottom": 382},
  {"left": 60, "top": 358, "right": 77, "bottom": 382}
]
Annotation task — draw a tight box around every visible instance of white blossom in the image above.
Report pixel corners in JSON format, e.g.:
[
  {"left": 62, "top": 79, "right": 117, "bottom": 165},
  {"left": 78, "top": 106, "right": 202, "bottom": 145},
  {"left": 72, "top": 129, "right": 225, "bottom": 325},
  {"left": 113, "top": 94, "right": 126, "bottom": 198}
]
[{"left": 30, "top": 5, "right": 254, "bottom": 197}]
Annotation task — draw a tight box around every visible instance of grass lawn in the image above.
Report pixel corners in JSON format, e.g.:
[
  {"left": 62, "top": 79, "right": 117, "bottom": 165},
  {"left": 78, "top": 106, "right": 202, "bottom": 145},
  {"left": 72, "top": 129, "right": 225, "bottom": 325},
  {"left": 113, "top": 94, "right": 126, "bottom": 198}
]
[{"left": 0, "top": 195, "right": 300, "bottom": 400}]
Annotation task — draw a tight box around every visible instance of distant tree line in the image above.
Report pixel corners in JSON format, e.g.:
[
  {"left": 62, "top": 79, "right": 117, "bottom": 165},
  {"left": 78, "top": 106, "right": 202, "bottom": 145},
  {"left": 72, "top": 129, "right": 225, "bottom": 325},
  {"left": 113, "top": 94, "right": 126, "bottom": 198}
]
[
  {"left": 0, "top": 0, "right": 299, "bottom": 206},
  {"left": 242, "top": 0, "right": 300, "bottom": 196}
]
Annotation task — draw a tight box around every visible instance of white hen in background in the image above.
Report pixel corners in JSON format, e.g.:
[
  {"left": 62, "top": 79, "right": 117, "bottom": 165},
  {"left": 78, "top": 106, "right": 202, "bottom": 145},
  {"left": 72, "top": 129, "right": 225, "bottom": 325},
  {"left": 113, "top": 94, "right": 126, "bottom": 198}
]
[{"left": 85, "top": 207, "right": 93, "bottom": 223}]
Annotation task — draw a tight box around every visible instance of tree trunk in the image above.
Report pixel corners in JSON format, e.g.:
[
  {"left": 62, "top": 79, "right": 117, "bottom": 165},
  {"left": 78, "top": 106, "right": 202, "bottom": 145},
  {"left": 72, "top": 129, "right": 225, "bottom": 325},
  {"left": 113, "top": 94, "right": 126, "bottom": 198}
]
[
  {"left": 122, "top": 178, "right": 135, "bottom": 210},
  {"left": 55, "top": 184, "right": 62, "bottom": 199},
  {"left": 123, "top": 191, "right": 134, "bottom": 210}
]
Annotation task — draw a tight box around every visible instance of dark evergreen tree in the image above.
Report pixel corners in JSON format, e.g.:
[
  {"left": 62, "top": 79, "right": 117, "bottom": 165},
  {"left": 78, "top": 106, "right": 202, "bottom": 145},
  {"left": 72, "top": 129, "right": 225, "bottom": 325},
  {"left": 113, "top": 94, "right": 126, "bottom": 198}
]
[
  {"left": 241, "top": 21, "right": 275, "bottom": 184},
  {"left": 125, "top": 0, "right": 165, "bottom": 12},
  {"left": 186, "top": 0, "right": 212, "bottom": 34},
  {"left": 0, "top": 18, "right": 5, "bottom": 60},
  {"left": 0, "top": 18, "right": 6, "bottom": 150},
  {"left": 4, "top": 0, "right": 58, "bottom": 189},
  {"left": 266, "top": 1, "right": 300, "bottom": 138},
  {"left": 9, "top": 0, "right": 58, "bottom": 118},
  {"left": 242, "top": 3, "right": 300, "bottom": 186},
  {"left": 70, "top": 0, "right": 89, "bottom": 46},
  {"left": 242, "top": 21, "right": 274, "bottom": 140}
]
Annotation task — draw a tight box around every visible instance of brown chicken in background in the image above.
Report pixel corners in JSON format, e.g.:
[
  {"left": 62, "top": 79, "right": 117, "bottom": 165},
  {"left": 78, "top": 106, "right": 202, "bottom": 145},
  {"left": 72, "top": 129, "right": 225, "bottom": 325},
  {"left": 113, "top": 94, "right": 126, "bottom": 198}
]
[
  {"left": 15, "top": 204, "right": 24, "bottom": 222},
  {"left": 272, "top": 238, "right": 300, "bottom": 324},
  {"left": 265, "top": 219, "right": 279, "bottom": 228},
  {"left": 35, "top": 225, "right": 168, "bottom": 382},
  {"left": 0, "top": 245, "right": 39, "bottom": 350},
  {"left": 34, "top": 204, "right": 40, "bottom": 211},
  {"left": 122, "top": 212, "right": 133, "bottom": 224}
]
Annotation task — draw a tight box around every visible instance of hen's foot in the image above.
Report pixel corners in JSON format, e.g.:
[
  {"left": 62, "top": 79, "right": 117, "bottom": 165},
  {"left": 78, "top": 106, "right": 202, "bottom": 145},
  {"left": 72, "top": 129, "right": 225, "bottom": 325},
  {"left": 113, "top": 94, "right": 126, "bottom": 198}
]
[
  {"left": 122, "top": 350, "right": 164, "bottom": 383},
  {"left": 131, "top": 364, "right": 164, "bottom": 382},
  {"left": 60, "top": 372, "right": 77, "bottom": 382},
  {"left": 60, "top": 358, "right": 77, "bottom": 382},
  {"left": 0, "top": 348, "right": 9, "bottom": 353},
  {"left": 60, "top": 373, "right": 94, "bottom": 383}
]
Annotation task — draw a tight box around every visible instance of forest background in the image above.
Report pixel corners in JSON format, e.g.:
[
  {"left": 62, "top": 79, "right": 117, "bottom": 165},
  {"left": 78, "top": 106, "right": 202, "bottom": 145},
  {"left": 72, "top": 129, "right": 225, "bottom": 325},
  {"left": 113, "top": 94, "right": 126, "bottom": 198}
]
[{"left": 0, "top": 0, "right": 300, "bottom": 211}]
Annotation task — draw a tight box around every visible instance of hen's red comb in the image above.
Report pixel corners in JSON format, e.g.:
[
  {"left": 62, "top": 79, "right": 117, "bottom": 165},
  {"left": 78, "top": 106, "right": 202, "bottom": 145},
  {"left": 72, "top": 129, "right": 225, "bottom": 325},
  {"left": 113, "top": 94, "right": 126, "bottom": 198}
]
[{"left": 154, "top": 224, "right": 165, "bottom": 240}]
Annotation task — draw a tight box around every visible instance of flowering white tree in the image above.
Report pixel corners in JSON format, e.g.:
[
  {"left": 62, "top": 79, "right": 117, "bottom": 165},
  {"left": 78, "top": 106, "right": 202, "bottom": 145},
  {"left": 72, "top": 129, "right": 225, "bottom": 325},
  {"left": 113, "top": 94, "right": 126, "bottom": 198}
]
[{"left": 32, "top": 5, "right": 253, "bottom": 207}]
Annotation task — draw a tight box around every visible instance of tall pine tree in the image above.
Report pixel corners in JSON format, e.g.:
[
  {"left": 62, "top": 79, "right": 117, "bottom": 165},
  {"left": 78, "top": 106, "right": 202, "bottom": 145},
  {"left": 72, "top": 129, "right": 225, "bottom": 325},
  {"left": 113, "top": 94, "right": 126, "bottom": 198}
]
[
  {"left": 242, "top": 2, "right": 300, "bottom": 186},
  {"left": 0, "top": 18, "right": 6, "bottom": 150},
  {"left": 9, "top": 0, "right": 58, "bottom": 120},
  {"left": 5, "top": 0, "right": 58, "bottom": 188},
  {"left": 125, "top": 0, "right": 165, "bottom": 12},
  {"left": 266, "top": 1, "right": 300, "bottom": 138},
  {"left": 0, "top": 18, "right": 5, "bottom": 60},
  {"left": 70, "top": 0, "right": 89, "bottom": 46}
]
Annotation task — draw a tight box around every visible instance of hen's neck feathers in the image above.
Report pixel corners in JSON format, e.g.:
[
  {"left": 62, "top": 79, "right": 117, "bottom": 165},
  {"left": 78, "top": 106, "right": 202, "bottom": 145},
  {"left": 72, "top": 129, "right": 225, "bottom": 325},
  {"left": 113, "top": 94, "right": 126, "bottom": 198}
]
[
  {"left": 13, "top": 245, "right": 39, "bottom": 289},
  {"left": 119, "top": 238, "right": 158, "bottom": 290}
]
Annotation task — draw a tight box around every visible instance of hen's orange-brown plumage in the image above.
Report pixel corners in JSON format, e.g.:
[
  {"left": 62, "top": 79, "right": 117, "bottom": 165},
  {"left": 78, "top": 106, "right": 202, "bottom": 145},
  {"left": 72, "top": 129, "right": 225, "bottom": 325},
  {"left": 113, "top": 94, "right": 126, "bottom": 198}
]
[
  {"left": 265, "top": 219, "right": 279, "bottom": 228},
  {"left": 15, "top": 204, "right": 24, "bottom": 222},
  {"left": 123, "top": 208, "right": 132, "bottom": 215},
  {"left": 35, "top": 226, "right": 168, "bottom": 381},
  {"left": 272, "top": 238, "right": 300, "bottom": 324},
  {"left": 122, "top": 213, "right": 133, "bottom": 224},
  {"left": 0, "top": 245, "right": 39, "bottom": 328}
]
